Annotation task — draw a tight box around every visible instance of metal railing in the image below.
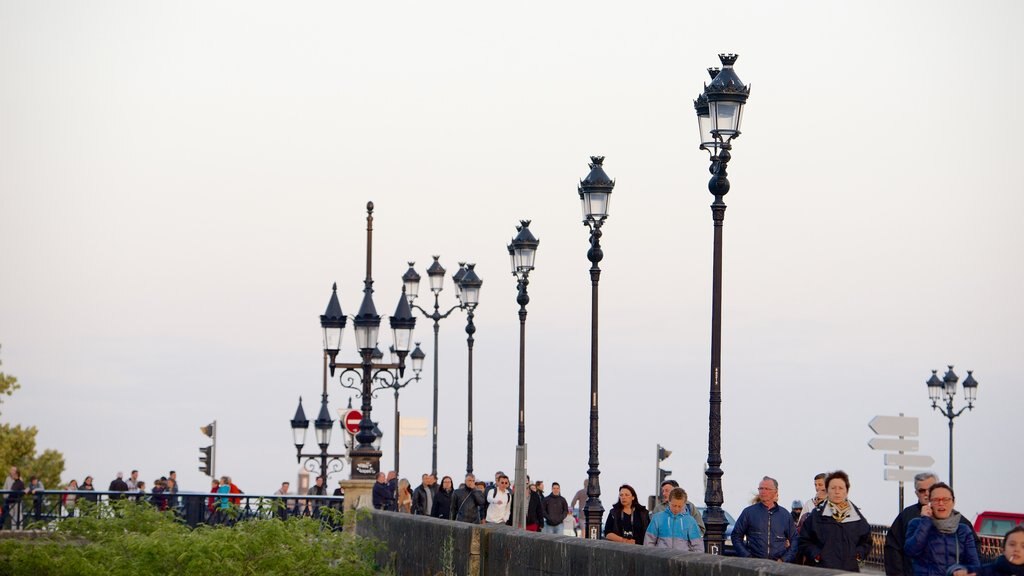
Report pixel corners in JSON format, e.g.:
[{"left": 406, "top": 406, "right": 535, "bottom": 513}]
[{"left": 0, "top": 489, "right": 345, "bottom": 530}]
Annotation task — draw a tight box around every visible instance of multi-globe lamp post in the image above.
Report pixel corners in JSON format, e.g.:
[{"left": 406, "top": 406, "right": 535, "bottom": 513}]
[
  {"left": 402, "top": 257, "right": 465, "bottom": 477},
  {"left": 508, "top": 220, "right": 539, "bottom": 530},
  {"left": 925, "top": 366, "right": 978, "bottom": 488},
  {"left": 291, "top": 201, "right": 418, "bottom": 483},
  {"left": 693, "top": 53, "right": 750, "bottom": 555},
  {"left": 577, "top": 156, "right": 615, "bottom": 540}
]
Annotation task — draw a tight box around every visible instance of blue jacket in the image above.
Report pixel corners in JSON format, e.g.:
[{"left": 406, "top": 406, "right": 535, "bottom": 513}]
[
  {"left": 905, "top": 517, "right": 980, "bottom": 576},
  {"left": 733, "top": 502, "right": 798, "bottom": 562},
  {"left": 644, "top": 508, "right": 704, "bottom": 552}
]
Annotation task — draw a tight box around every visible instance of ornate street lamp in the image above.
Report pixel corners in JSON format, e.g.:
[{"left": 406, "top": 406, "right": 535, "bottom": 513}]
[
  {"left": 306, "top": 201, "right": 418, "bottom": 481},
  {"left": 508, "top": 220, "right": 539, "bottom": 529},
  {"left": 578, "top": 156, "right": 615, "bottom": 540},
  {"left": 693, "top": 53, "right": 750, "bottom": 555},
  {"left": 454, "top": 263, "right": 483, "bottom": 474},
  {"left": 403, "top": 257, "right": 465, "bottom": 476},
  {"left": 926, "top": 366, "right": 979, "bottom": 488}
]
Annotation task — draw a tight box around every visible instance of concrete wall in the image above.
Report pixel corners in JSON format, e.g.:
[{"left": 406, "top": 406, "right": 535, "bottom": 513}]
[{"left": 354, "top": 511, "right": 848, "bottom": 576}]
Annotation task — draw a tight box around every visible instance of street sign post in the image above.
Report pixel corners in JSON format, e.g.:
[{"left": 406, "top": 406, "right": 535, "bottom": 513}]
[
  {"left": 884, "top": 454, "right": 935, "bottom": 468},
  {"left": 869, "top": 413, "right": 932, "bottom": 513},
  {"left": 867, "top": 437, "right": 919, "bottom": 452},
  {"left": 884, "top": 468, "right": 919, "bottom": 482},
  {"left": 869, "top": 415, "right": 919, "bottom": 437}
]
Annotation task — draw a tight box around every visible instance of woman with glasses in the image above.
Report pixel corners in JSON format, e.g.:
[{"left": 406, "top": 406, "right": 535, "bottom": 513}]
[
  {"left": 798, "top": 470, "right": 872, "bottom": 571},
  {"left": 905, "top": 483, "right": 979, "bottom": 576}
]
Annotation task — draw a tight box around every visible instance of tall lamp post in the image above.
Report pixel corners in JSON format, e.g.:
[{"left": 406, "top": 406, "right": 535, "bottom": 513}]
[
  {"left": 452, "top": 263, "right": 483, "bottom": 475},
  {"left": 577, "top": 156, "right": 615, "bottom": 539},
  {"left": 508, "top": 220, "right": 539, "bottom": 529},
  {"left": 693, "top": 53, "right": 750, "bottom": 555},
  {"left": 926, "top": 366, "right": 978, "bottom": 488},
  {"left": 295, "top": 201, "right": 418, "bottom": 482},
  {"left": 403, "top": 257, "right": 464, "bottom": 476}
]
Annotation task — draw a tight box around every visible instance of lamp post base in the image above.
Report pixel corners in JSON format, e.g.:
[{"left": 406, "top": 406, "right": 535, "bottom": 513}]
[
  {"left": 512, "top": 444, "right": 528, "bottom": 529},
  {"left": 339, "top": 479, "right": 376, "bottom": 511},
  {"left": 350, "top": 451, "right": 382, "bottom": 480}
]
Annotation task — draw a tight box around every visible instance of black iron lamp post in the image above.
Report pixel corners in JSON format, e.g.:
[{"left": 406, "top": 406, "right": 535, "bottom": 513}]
[
  {"left": 508, "top": 220, "right": 539, "bottom": 530},
  {"left": 403, "top": 257, "right": 465, "bottom": 476},
  {"left": 296, "top": 201, "right": 418, "bottom": 480},
  {"left": 693, "top": 53, "right": 750, "bottom": 555},
  {"left": 926, "top": 366, "right": 978, "bottom": 488},
  {"left": 577, "top": 156, "right": 615, "bottom": 540},
  {"left": 452, "top": 263, "right": 483, "bottom": 475}
]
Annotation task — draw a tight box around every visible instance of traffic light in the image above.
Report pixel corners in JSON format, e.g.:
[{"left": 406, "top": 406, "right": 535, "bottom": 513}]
[
  {"left": 658, "top": 444, "right": 672, "bottom": 462},
  {"left": 199, "top": 446, "right": 212, "bottom": 476},
  {"left": 656, "top": 444, "right": 672, "bottom": 492}
]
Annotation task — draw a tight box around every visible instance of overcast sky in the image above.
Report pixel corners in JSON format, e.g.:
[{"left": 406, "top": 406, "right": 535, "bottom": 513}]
[{"left": 2, "top": 0, "right": 1022, "bottom": 524}]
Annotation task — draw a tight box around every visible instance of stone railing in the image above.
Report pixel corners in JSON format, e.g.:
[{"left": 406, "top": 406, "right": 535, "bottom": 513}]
[{"left": 354, "top": 510, "right": 848, "bottom": 576}]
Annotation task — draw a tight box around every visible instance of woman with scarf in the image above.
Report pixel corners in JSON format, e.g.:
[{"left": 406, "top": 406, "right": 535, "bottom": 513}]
[
  {"left": 604, "top": 484, "right": 650, "bottom": 545},
  {"left": 977, "top": 526, "right": 1024, "bottom": 576},
  {"left": 905, "top": 483, "right": 979, "bottom": 576},
  {"left": 798, "top": 470, "right": 872, "bottom": 571}
]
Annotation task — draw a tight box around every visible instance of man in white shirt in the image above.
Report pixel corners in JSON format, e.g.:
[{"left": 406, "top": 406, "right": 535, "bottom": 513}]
[{"left": 485, "top": 474, "right": 512, "bottom": 524}]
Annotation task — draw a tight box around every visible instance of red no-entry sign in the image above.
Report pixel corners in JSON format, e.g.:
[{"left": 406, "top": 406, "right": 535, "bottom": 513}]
[{"left": 342, "top": 409, "right": 362, "bottom": 435}]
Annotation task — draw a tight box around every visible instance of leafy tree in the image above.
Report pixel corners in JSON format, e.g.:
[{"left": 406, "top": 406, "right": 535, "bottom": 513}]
[{"left": 0, "top": 344, "right": 66, "bottom": 489}]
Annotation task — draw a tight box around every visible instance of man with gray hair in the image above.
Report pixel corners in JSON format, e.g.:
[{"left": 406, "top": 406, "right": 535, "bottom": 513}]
[
  {"left": 884, "top": 471, "right": 976, "bottom": 576},
  {"left": 731, "top": 476, "right": 797, "bottom": 562}
]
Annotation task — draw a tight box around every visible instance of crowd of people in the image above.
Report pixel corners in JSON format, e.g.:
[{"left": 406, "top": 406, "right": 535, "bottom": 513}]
[
  {"left": 367, "top": 467, "right": 1021, "bottom": 576},
  {"left": 4, "top": 463, "right": 1023, "bottom": 576},
  {"left": 369, "top": 471, "right": 579, "bottom": 535},
  {"left": 0, "top": 466, "right": 184, "bottom": 529}
]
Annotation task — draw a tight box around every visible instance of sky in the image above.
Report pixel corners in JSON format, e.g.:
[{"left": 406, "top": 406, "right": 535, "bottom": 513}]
[{"left": 1, "top": 1, "right": 1022, "bottom": 525}]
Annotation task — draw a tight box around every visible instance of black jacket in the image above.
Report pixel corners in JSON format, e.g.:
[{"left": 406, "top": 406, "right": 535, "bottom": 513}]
[
  {"left": 604, "top": 503, "right": 651, "bottom": 544},
  {"left": 799, "top": 502, "right": 872, "bottom": 572},
  {"left": 977, "top": 557, "right": 1024, "bottom": 576},
  {"left": 432, "top": 488, "right": 454, "bottom": 520},
  {"left": 451, "top": 484, "right": 484, "bottom": 523},
  {"left": 543, "top": 493, "right": 569, "bottom": 526},
  {"left": 412, "top": 483, "right": 436, "bottom": 515}
]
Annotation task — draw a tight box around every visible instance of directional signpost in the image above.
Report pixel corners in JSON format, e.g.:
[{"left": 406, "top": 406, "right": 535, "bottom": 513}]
[{"left": 868, "top": 414, "right": 933, "bottom": 512}]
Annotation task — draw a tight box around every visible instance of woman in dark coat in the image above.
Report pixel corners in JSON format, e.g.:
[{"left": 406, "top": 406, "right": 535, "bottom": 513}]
[
  {"left": 799, "top": 470, "right": 872, "bottom": 571},
  {"left": 603, "top": 484, "right": 650, "bottom": 545},
  {"left": 905, "top": 483, "right": 979, "bottom": 576},
  {"left": 431, "top": 476, "right": 455, "bottom": 520},
  {"left": 976, "top": 526, "right": 1024, "bottom": 576}
]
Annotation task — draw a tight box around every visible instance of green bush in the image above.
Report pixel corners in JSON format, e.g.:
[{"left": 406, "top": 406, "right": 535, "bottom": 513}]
[{"left": 0, "top": 500, "right": 385, "bottom": 576}]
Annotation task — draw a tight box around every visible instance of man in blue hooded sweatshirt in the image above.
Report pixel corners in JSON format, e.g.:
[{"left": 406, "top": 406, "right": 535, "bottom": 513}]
[{"left": 644, "top": 487, "right": 704, "bottom": 552}]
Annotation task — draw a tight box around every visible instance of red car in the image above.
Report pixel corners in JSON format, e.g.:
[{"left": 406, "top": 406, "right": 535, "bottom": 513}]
[{"left": 974, "top": 511, "right": 1024, "bottom": 537}]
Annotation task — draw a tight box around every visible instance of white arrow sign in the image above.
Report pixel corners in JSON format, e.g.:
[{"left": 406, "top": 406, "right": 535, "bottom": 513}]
[
  {"left": 885, "top": 454, "right": 935, "bottom": 468},
  {"left": 868, "top": 437, "right": 919, "bottom": 452},
  {"left": 869, "top": 415, "right": 919, "bottom": 437},
  {"left": 884, "top": 468, "right": 920, "bottom": 482}
]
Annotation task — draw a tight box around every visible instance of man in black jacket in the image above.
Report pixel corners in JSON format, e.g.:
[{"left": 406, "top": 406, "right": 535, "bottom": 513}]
[
  {"left": 452, "top": 473, "right": 484, "bottom": 523},
  {"left": 411, "top": 474, "right": 436, "bottom": 515},
  {"left": 542, "top": 482, "right": 570, "bottom": 535}
]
